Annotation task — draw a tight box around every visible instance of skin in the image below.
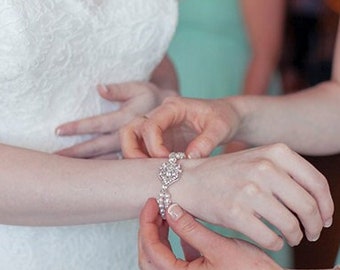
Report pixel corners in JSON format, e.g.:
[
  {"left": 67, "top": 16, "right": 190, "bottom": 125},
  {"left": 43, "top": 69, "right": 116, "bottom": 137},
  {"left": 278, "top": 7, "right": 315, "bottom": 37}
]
[
  {"left": 120, "top": 134, "right": 333, "bottom": 249},
  {"left": 139, "top": 199, "right": 337, "bottom": 270},
  {"left": 120, "top": 17, "right": 340, "bottom": 270},
  {"left": 55, "top": 55, "right": 179, "bottom": 159},
  {"left": 55, "top": 0, "right": 286, "bottom": 157},
  {"left": 0, "top": 141, "right": 333, "bottom": 252},
  {"left": 119, "top": 22, "right": 340, "bottom": 157},
  {"left": 224, "top": 0, "right": 286, "bottom": 153},
  {"left": 240, "top": 0, "right": 286, "bottom": 95}
]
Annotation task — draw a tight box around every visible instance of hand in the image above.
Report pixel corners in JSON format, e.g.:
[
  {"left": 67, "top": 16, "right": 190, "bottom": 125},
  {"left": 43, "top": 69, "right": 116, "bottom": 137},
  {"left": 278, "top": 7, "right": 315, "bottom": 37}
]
[
  {"left": 147, "top": 144, "right": 333, "bottom": 250},
  {"left": 120, "top": 96, "right": 239, "bottom": 159},
  {"left": 120, "top": 97, "right": 334, "bottom": 249},
  {"left": 139, "top": 198, "right": 283, "bottom": 270},
  {"left": 55, "top": 83, "right": 177, "bottom": 159}
]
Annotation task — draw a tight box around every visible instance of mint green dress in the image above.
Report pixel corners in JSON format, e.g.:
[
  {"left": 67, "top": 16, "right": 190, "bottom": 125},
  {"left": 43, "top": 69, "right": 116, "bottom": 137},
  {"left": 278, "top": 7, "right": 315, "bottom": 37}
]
[{"left": 167, "top": 0, "right": 291, "bottom": 267}]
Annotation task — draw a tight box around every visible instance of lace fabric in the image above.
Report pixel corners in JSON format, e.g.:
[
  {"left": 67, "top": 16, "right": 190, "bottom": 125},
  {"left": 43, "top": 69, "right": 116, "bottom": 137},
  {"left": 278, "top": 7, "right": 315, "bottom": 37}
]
[
  {"left": 0, "top": 0, "right": 177, "bottom": 153},
  {"left": 0, "top": 0, "right": 177, "bottom": 269}
]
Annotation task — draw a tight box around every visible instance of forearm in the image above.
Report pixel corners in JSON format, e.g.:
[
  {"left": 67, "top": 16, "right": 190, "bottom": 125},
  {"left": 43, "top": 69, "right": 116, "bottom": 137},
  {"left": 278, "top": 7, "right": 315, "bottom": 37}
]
[
  {"left": 0, "top": 144, "right": 164, "bottom": 226},
  {"left": 150, "top": 54, "right": 180, "bottom": 99},
  {"left": 240, "top": 0, "right": 285, "bottom": 95},
  {"left": 242, "top": 56, "right": 280, "bottom": 95},
  {"left": 231, "top": 81, "right": 340, "bottom": 155}
]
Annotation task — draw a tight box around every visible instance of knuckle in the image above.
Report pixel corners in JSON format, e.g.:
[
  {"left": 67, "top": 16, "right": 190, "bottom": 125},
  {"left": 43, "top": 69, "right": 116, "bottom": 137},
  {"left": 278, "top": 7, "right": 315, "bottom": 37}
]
[
  {"left": 292, "top": 230, "right": 303, "bottom": 246},
  {"left": 219, "top": 121, "right": 232, "bottom": 134},
  {"left": 283, "top": 220, "right": 303, "bottom": 247},
  {"left": 285, "top": 218, "right": 301, "bottom": 237},
  {"left": 196, "top": 136, "right": 216, "bottom": 153},
  {"left": 304, "top": 200, "right": 319, "bottom": 217},
  {"left": 313, "top": 174, "right": 330, "bottom": 192},
  {"left": 141, "top": 122, "right": 156, "bottom": 138},
  {"left": 241, "top": 182, "right": 262, "bottom": 197},
  {"left": 91, "top": 119, "right": 104, "bottom": 131},
  {"left": 227, "top": 203, "right": 243, "bottom": 220},
  {"left": 268, "top": 143, "right": 292, "bottom": 155},
  {"left": 265, "top": 236, "right": 282, "bottom": 251},
  {"left": 253, "top": 159, "right": 275, "bottom": 174}
]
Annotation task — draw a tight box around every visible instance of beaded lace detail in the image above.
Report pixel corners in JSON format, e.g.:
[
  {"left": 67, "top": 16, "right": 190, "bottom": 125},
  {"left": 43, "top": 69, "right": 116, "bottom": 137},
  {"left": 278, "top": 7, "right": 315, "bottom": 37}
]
[{"left": 0, "top": 0, "right": 177, "bottom": 269}]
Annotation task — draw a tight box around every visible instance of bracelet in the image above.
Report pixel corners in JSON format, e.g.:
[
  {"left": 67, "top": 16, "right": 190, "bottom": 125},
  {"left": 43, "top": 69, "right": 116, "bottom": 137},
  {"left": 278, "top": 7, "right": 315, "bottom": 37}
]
[{"left": 157, "top": 152, "right": 186, "bottom": 219}]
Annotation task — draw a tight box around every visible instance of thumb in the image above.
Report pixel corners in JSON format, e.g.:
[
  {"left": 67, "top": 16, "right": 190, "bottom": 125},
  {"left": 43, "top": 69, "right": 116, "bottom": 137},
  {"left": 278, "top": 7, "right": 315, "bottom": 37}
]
[
  {"left": 166, "top": 204, "right": 225, "bottom": 257},
  {"left": 97, "top": 83, "right": 141, "bottom": 102}
]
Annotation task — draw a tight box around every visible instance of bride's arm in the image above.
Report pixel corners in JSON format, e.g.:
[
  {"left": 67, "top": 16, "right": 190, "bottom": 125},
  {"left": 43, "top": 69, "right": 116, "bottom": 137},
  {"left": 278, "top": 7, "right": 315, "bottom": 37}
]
[
  {"left": 0, "top": 143, "right": 163, "bottom": 226},
  {"left": 1, "top": 143, "right": 333, "bottom": 251}
]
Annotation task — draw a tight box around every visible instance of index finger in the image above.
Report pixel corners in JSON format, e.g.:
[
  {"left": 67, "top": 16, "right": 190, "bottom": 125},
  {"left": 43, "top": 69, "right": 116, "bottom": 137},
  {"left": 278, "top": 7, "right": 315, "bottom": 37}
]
[
  {"left": 140, "top": 101, "right": 184, "bottom": 157},
  {"left": 142, "top": 98, "right": 229, "bottom": 158},
  {"left": 120, "top": 117, "right": 150, "bottom": 158}
]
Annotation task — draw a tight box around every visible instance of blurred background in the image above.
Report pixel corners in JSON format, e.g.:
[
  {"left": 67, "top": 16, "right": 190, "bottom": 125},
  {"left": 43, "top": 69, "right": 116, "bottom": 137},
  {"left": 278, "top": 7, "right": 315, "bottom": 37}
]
[
  {"left": 282, "top": 0, "right": 340, "bottom": 268},
  {"left": 167, "top": 0, "right": 340, "bottom": 268}
]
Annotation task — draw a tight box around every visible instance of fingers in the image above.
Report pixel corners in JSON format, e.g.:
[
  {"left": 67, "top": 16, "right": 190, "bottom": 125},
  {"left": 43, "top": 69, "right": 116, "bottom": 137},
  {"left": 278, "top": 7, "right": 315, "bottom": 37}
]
[
  {"left": 142, "top": 98, "right": 224, "bottom": 158},
  {"left": 263, "top": 144, "right": 334, "bottom": 237},
  {"left": 56, "top": 111, "right": 125, "bottom": 136},
  {"left": 139, "top": 199, "right": 187, "bottom": 270},
  {"left": 120, "top": 116, "right": 170, "bottom": 158},
  {"left": 121, "top": 97, "right": 231, "bottom": 158},
  {"left": 175, "top": 144, "right": 332, "bottom": 251},
  {"left": 55, "top": 133, "right": 120, "bottom": 158},
  {"left": 223, "top": 200, "right": 285, "bottom": 251},
  {"left": 237, "top": 144, "right": 333, "bottom": 246},
  {"left": 167, "top": 204, "right": 285, "bottom": 270},
  {"left": 186, "top": 122, "right": 229, "bottom": 158},
  {"left": 139, "top": 102, "right": 184, "bottom": 157},
  {"left": 166, "top": 203, "right": 228, "bottom": 259},
  {"left": 120, "top": 118, "right": 152, "bottom": 158},
  {"left": 56, "top": 81, "right": 161, "bottom": 138}
]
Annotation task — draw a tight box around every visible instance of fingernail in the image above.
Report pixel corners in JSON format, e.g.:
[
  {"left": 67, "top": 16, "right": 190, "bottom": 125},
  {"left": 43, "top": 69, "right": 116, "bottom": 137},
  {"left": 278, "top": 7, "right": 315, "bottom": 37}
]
[
  {"left": 308, "top": 233, "right": 320, "bottom": 242},
  {"left": 324, "top": 218, "right": 333, "bottom": 228},
  {"left": 187, "top": 151, "right": 200, "bottom": 159},
  {"left": 98, "top": 84, "right": 108, "bottom": 92},
  {"left": 167, "top": 204, "right": 183, "bottom": 221},
  {"left": 55, "top": 128, "right": 63, "bottom": 136}
]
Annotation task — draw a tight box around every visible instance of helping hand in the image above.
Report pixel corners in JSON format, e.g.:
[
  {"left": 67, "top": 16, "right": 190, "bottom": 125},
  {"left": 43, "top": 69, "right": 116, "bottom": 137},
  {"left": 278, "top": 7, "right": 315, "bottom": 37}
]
[
  {"left": 120, "top": 97, "right": 334, "bottom": 250},
  {"left": 139, "top": 198, "right": 283, "bottom": 270},
  {"left": 120, "top": 96, "right": 240, "bottom": 159}
]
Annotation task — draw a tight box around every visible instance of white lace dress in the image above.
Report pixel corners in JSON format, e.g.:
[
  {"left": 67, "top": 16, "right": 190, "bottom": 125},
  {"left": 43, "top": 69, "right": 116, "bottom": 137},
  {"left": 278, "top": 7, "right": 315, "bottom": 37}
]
[{"left": 0, "top": 0, "right": 177, "bottom": 269}]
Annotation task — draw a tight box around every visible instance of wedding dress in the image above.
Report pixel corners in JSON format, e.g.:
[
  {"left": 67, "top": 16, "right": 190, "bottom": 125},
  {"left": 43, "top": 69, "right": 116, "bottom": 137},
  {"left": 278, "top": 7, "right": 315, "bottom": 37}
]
[{"left": 0, "top": 0, "right": 177, "bottom": 269}]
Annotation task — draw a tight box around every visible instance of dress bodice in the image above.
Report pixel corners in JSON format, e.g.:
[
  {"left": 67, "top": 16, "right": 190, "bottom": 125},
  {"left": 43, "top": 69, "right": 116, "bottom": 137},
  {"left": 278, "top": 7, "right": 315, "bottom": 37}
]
[
  {"left": 0, "top": 1, "right": 177, "bottom": 269},
  {"left": 0, "top": 0, "right": 177, "bottom": 152}
]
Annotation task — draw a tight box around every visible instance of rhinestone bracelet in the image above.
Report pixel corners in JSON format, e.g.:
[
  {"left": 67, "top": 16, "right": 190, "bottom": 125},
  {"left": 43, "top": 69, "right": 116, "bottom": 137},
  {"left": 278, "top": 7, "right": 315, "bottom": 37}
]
[{"left": 157, "top": 152, "right": 186, "bottom": 219}]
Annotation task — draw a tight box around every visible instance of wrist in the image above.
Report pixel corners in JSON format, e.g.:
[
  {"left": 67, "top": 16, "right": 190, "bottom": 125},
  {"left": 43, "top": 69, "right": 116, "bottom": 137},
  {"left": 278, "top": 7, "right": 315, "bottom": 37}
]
[
  {"left": 157, "top": 152, "right": 186, "bottom": 218},
  {"left": 167, "top": 157, "right": 202, "bottom": 216},
  {"left": 225, "top": 95, "right": 256, "bottom": 142}
]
